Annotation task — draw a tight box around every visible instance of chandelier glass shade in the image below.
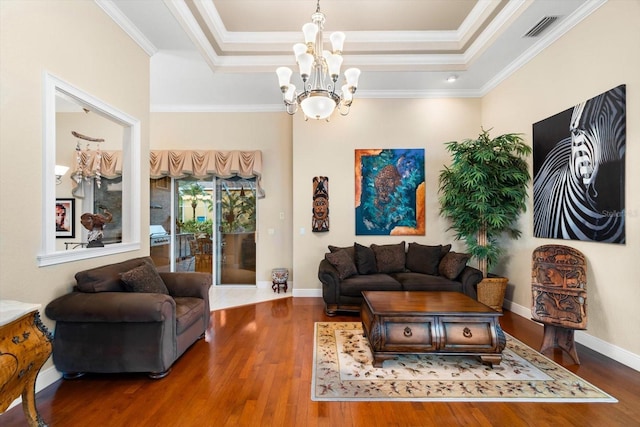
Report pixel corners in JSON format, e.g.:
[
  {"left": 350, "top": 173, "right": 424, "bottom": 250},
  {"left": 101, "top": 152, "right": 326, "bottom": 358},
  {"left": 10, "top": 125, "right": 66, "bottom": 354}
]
[{"left": 276, "top": 1, "right": 360, "bottom": 121}]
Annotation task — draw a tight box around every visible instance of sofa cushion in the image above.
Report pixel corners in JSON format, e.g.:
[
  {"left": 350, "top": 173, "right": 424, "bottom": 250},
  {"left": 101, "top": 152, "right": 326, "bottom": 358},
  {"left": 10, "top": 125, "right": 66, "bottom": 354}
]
[
  {"left": 120, "top": 262, "right": 170, "bottom": 294},
  {"left": 392, "top": 272, "right": 463, "bottom": 293},
  {"left": 406, "top": 243, "right": 442, "bottom": 275},
  {"left": 440, "top": 244, "right": 452, "bottom": 258},
  {"left": 174, "top": 297, "right": 205, "bottom": 334},
  {"left": 371, "top": 242, "right": 406, "bottom": 273},
  {"left": 438, "top": 251, "right": 471, "bottom": 280},
  {"left": 328, "top": 245, "right": 355, "bottom": 263},
  {"left": 75, "top": 257, "right": 153, "bottom": 293},
  {"left": 354, "top": 242, "right": 377, "bottom": 275},
  {"left": 325, "top": 250, "right": 358, "bottom": 280},
  {"left": 339, "top": 274, "right": 403, "bottom": 297}
]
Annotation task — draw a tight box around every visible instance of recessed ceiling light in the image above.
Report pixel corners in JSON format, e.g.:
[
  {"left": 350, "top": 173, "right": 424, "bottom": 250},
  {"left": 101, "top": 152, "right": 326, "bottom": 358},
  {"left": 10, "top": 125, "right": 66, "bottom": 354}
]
[{"left": 447, "top": 75, "right": 458, "bottom": 83}]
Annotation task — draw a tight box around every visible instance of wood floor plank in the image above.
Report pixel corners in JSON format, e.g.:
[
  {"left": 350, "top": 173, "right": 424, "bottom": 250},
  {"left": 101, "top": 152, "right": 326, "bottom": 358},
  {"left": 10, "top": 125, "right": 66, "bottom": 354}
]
[{"left": 1, "top": 296, "right": 639, "bottom": 426}]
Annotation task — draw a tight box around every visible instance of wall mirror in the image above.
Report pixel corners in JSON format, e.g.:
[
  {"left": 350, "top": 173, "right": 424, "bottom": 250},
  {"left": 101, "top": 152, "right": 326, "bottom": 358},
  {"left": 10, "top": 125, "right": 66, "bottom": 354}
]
[{"left": 38, "top": 72, "right": 141, "bottom": 266}]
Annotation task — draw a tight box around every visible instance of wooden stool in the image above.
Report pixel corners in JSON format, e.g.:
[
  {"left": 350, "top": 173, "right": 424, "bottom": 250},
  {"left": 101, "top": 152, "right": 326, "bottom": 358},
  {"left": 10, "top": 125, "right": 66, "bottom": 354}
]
[{"left": 531, "top": 245, "right": 587, "bottom": 364}]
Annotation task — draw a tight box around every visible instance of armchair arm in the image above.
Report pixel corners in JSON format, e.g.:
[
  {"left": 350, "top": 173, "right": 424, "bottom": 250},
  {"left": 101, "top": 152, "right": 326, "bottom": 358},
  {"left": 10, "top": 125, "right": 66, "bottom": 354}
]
[
  {"left": 159, "top": 272, "right": 211, "bottom": 300},
  {"left": 45, "top": 291, "right": 175, "bottom": 323},
  {"left": 458, "top": 266, "right": 483, "bottom": 300}
]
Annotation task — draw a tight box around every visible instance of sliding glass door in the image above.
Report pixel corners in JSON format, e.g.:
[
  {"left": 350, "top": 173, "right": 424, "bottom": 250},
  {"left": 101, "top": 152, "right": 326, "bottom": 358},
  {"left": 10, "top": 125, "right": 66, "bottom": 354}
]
[
  {"left": 150, "top": 176, "right": 256, "bottom": 285},
  {"left": 216, "top": 177, "right": 256, "bottom": 285}
]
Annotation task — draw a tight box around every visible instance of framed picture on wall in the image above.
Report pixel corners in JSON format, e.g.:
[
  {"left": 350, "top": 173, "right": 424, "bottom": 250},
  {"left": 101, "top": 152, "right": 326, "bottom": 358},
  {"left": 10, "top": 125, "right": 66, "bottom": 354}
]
[
  {"left": 532, "top": 84, "right": 626, "bottom": 243},
  {"left": 56, "top": 198, "right": 75, "bottom": 238},
  {"left": 355, "top": 149, "right": 425, "bottom": 235}
]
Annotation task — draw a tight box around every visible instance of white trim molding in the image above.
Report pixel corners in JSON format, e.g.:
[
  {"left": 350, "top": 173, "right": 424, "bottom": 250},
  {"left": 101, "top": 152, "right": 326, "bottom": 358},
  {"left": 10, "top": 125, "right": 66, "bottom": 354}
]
[{"left": 505, "top": 299, "right": 640, "bottom": 372}]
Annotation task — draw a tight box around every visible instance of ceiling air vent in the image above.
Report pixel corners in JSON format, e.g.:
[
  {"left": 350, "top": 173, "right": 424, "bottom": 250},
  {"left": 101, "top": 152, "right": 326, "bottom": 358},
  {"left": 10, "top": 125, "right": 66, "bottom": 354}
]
[{"left": 524, "top": 16, "right": 559, "bottom": 38}]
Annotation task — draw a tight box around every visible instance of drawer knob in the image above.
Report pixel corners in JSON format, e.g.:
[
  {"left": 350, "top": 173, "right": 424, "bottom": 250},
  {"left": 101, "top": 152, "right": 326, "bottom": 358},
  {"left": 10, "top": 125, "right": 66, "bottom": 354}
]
[
  {"left": 463, "top": 327, "right": 473, "bottom": 338},
  {"left": 403, "top": 326, "right": 412, "bottom": 337}
]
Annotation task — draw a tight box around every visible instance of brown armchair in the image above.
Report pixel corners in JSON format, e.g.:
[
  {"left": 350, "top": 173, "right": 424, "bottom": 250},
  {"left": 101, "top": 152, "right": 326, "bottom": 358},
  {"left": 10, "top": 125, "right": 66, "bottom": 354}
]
[{"left": 45, "top": 257, "right": 211, "bottom": 379}]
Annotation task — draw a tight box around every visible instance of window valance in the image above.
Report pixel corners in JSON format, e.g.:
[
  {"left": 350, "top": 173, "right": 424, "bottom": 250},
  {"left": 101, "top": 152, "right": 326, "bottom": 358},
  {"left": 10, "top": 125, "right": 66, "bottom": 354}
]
[{"left": 69, "top": 150, "right": 264, "bottom": 198}]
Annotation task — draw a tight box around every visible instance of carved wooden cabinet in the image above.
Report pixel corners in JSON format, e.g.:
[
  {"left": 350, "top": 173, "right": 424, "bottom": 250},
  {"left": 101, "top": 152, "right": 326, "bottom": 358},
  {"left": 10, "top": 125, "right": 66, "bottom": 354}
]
[{"left": 0, "top": 301, "right": 53, "bottom": 427}]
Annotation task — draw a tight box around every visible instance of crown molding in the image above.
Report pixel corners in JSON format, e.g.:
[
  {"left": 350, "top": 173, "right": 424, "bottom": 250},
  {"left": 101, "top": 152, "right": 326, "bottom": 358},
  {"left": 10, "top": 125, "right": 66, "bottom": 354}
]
[
  {"left": 162, "top": 0, "right": 222, "bottom": 69},
  {"left": 195, "top": 0, "right": 501, "bottom": 50},
  {"left": 150, "top": 104, "right": 285, "bottom": 113},
  {"left": 94, "top": 0, "right": 157, "bottom": 56},
  {"left": 149, "top": 87, "right": 484, "bottom": 114},
  {"left": 478, "top": 0, "right": 608, "bottom": 96}
]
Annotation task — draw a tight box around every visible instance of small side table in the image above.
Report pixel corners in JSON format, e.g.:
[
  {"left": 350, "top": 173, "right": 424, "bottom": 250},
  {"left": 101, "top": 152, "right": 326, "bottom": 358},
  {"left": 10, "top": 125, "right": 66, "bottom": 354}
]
[
  {"left": 0, "top": 300, "right": 53, "bottom": 427},
  {"left": 271, "top": 268, "right": 289, "bottom": 293}
]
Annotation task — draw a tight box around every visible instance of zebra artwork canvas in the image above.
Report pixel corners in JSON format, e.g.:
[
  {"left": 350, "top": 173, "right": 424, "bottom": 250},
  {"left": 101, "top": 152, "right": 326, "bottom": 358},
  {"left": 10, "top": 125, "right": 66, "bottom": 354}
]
[{"left": 533, "top": 85, "right": 626, "bottom": 244}]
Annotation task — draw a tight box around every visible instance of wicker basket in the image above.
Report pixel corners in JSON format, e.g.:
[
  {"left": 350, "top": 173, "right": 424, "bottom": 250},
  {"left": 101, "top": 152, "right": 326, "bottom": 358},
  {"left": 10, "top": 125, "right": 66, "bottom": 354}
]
[{"left": 477, "top": 276, "right": 508, "bottom": 312}]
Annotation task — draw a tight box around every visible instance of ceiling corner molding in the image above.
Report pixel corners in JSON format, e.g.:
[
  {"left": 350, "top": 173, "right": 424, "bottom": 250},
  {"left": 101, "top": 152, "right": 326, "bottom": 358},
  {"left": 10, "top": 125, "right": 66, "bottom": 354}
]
[
  {"left": 463, "top": 0, "right": 528, "bottom": 63},
  {"left": 360, "top": 89, "right": 482, "bottom": 100},
  {"left": 478, "top": 0, "right": 609, "bottom": 96},
  {"left": 163, "top": 0, "right": 222, "bottom": 70},
  {"left": 193, "top": 0, "right": 229, "bottom": 46},
  {"left": 456, "top": 0, "right": 501, "bottom": 41},
  {"left": 347, "top": 54, "right": 466, "bottom": 71},
  {"left": 94, "top": 0, "right": 158, "bottom": 56}
]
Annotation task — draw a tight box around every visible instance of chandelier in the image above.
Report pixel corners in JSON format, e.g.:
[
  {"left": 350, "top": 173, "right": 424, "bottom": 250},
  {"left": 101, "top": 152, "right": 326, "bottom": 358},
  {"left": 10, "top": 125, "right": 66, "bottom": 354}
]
[{"left": 276, "top": 0, "right": 361, "bottom": 121}]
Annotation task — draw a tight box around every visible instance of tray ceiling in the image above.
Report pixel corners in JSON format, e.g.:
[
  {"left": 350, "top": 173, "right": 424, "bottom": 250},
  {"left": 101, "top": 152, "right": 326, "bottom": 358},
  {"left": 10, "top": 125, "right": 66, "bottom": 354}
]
[{"left": 100, "top": 0, "right": 606, "bottom": 111}]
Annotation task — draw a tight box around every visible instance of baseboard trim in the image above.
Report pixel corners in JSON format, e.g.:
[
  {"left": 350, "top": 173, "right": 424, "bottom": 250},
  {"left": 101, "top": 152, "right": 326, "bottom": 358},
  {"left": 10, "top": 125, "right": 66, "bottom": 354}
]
[
  {"left": 292, "top": 288, "right": 322, "bottom": 298},
  {"left": 504, "top": 298, "right": 640, "bottom": 372}
]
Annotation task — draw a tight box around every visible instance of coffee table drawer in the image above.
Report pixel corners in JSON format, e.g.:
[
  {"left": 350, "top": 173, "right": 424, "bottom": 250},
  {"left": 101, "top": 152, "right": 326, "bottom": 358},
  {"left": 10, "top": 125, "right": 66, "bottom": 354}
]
[
  {"left": 440, "top": 318, "right": 495, "bottom": 351},
  {"left": 382, "top": 318, "right": 436, "bottom": 351}
]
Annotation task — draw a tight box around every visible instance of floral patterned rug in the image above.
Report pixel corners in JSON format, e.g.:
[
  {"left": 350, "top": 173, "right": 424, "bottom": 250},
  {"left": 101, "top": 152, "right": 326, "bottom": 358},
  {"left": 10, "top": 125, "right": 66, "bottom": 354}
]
[{"left": 312, "top": 322, "right": 617, "bottom": 402}]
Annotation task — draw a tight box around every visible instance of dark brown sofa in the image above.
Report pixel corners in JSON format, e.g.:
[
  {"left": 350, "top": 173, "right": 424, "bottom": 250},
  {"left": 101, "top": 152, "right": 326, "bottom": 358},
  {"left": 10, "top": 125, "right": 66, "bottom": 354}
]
[
  {"left": 319, "top": 242, "right": 483, "bottom": 316},
  {"left": 45, "top": 257, "right": 211, "bottom": 379}
]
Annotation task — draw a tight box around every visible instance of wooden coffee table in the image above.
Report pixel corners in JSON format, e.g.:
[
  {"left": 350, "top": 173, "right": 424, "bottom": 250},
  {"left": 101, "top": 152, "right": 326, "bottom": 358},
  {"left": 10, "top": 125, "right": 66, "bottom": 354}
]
[{"left": 361, "top": 291, "right": 506, "bottom": 368}]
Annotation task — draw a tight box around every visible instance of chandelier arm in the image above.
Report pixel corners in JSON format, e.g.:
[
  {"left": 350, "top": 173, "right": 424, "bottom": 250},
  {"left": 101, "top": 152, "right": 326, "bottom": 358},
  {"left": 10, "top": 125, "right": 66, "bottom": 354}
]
[{"left": 337, "top": 102, "right": 351, "bottom": 116}]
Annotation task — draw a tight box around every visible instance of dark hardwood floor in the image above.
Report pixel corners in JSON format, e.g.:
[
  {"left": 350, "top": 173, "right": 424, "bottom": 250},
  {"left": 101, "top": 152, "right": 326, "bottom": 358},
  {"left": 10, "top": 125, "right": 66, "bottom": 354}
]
[{"left": 2, "top": 297, "right": 639, "bottom": 426}]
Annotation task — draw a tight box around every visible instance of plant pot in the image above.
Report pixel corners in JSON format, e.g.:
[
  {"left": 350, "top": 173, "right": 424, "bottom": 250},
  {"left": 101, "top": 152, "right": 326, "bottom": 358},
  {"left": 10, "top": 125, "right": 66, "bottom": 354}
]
[{"left": 477, "top": 276, "right": 508, "bottom": 312}]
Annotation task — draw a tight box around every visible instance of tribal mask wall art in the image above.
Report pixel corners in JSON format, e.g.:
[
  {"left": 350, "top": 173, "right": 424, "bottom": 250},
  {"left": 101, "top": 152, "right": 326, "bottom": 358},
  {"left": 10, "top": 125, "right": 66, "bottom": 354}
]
[
  {"left": 312, "top": 176, "right": 329, "bottom": 232},
  {"left": 355, "top": 149, "right": 425, "bottom": 236},
  {"left": 533, "top": 85, "right": 626, "bottom": 243}
]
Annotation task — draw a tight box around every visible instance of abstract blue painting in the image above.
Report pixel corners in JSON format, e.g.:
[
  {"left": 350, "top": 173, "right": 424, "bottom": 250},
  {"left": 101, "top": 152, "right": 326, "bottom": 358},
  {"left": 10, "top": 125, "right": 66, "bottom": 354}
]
[{"left": 355, "top": 148, "right": 425, "bottom": 236}]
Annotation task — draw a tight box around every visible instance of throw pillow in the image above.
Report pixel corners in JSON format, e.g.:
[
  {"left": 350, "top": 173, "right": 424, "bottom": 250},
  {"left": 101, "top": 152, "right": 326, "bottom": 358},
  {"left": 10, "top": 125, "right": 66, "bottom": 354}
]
[
  {"left": 438, "top": 251, "right": 471, "bottom": 280},
  {"left": 371, "top": 242, "right": 406, "bottom": 274},
  {"left": 406, "top": 243, "right": 442, "bottom": 275},
  {"left": 354, "top": 242, "right": 377, "bottom": 274},
  {"left": 440, "top": 244, "right": 452, "bottom": 258},
  {"left": 328, "top": 245, "right": 355, "bottom": 263},
  {"left": 120, "top": 262, "right": 169, "bottom": 294},
  {"left": 325, "top": 250, "right": 358, "bottom": 280}
]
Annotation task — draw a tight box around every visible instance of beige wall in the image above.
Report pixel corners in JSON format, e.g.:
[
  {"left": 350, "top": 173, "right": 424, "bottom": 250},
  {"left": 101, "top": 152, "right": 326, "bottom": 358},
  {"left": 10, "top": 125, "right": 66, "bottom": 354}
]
[
  {"left": 481, "top": 0, "right": 640, "bottom": 356},
  {"left": 0, "top": 0, "right": 150, "bottom": 350},
  {"left": 291, "top": 97, "right": 482, "bottom": 291},
  {"left": 149, "top": 113, "right": 293, "bottom": 282}
]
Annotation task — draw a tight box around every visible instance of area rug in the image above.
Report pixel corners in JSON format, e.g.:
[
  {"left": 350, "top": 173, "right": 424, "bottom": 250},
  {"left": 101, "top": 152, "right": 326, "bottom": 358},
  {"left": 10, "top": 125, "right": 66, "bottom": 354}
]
[{"left": 312, "top": 322, "right": 617, "bottom": 402}]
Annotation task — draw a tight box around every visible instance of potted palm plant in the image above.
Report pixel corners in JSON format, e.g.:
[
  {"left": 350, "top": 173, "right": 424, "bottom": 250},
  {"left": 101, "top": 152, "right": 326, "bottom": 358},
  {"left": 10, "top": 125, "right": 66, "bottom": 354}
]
[{"left": 438, "top": 128, "right": 531, "bottom": 310}]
